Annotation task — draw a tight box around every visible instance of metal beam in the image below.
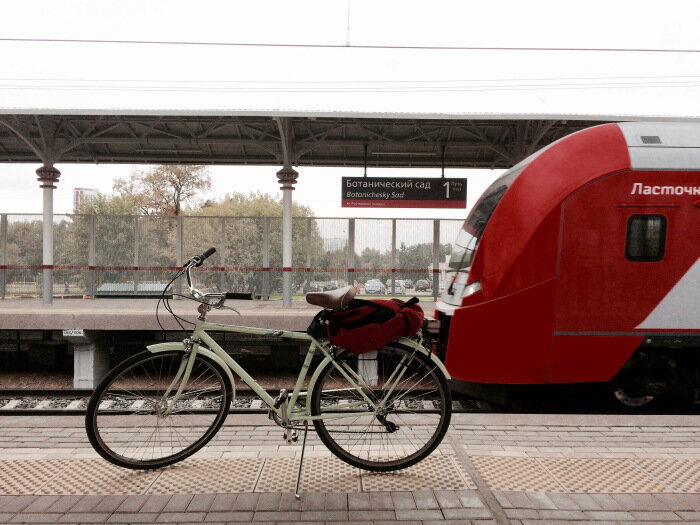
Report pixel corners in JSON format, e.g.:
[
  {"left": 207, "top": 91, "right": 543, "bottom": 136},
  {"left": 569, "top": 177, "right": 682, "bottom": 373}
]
[{"left": 0, "top": 115, "right": 605, "bottom": 169}]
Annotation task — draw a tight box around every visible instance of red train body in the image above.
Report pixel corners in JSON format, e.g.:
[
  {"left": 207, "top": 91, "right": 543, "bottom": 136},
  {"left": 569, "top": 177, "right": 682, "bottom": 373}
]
[{"left": 436, "top": 122, "right": 700, "bottom": 407}]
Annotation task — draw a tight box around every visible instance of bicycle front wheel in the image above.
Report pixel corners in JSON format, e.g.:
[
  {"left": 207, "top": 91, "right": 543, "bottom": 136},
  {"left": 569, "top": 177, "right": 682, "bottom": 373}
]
[
  {"left": 310, "top": 343, "right": 451, "bottom": 471},
  {"left": 86, "top": 350, "right": 232, "bottom": 469}
]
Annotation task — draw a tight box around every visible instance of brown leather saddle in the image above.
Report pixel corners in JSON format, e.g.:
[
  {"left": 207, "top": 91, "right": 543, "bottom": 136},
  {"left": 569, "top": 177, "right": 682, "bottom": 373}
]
[{"left": 305, "top": 285, "right": 357, "bottom": 310}]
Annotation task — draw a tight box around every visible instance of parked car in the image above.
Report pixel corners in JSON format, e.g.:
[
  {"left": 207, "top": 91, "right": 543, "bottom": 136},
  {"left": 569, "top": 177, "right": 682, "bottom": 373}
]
[
  {"left": 323, "top": 280, "right": 339, "bottom": 291},
  {"left": 415, "top": 279, "right": 432, "bottom": 292},
  {"left": 384, "top": 278, "right": 406, "bottom": 294},
  {"left": 364, "top": 279, "right": 386, "bottom": 295},
  {"left": 303, "top": 281, "right": 321, "bottom": 294},
  {"left": 403, "top": 279, "right": 414, "bottom": 289}
]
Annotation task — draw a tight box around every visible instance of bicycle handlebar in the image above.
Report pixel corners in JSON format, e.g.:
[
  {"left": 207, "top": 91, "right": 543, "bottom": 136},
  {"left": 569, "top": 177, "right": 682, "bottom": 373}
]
[
  {"left": 191, "top": 247, "right": 216, "bottom": 268},
  {"left": 182, "top": 248, "right": 253, "bottom": 305}
]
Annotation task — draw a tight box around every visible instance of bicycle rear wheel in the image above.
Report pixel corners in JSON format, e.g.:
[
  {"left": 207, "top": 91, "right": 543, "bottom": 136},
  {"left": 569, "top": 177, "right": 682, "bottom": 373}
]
[
  {"left": 310, "top": 343, "right": 451, "bottom": 471},
  {"left": 86, "top": 350, "right": 232, "bottom": 469}
]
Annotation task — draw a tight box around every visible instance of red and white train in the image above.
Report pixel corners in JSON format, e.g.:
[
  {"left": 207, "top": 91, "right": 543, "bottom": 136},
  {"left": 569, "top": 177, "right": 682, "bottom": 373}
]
[{"left": 436, "top": 122, "right": 700, "bottom": 408}]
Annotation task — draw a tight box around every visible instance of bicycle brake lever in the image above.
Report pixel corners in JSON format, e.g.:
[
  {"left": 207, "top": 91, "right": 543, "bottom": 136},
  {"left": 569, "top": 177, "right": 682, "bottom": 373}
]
[{"left": 217, "top": 304, "right": 241, "bottom": 315}]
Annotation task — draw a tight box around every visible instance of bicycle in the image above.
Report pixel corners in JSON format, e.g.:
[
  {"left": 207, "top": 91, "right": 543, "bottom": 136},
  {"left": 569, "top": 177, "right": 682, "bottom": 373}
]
[{"left": 85, "top": 248, "right": 452, "bottom": 497}]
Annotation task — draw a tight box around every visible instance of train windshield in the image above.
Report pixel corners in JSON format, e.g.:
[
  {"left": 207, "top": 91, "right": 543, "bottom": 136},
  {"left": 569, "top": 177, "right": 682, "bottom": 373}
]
[{"left": 448, "top": 166, "right": 524, "bottom": 270}]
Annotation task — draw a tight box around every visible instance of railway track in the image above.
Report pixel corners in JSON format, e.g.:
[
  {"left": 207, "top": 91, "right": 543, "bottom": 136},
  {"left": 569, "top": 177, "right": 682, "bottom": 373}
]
[
  {"left": 0, "top": 389, "right": 492, "bottom": 416},
  {"left": 3, "top": 389, "right": 698, "bottom": 416}
]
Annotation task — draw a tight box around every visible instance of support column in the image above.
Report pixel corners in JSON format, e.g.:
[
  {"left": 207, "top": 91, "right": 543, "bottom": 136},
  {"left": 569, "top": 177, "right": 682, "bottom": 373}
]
[
  {"left": 262, "top": 217, "right": 270, "bottom": 300},
  {"left": 358, "top": 349, "right": 379, "bottom": 386},
  {"left": 0, "top": 214, "right": 7, "bottom": 299},
  {"left": 306, "top": 217, "right": 312, "bottom": 290},
  {"left": 176, "top": 216, "right": 183, "bottom": 298},
  {"left": 65, "top": 331, "right": 109, "bottom": 389},
  {"left": 220, "top": 217, "right": 226, "bottom": 292},
  {"left": 277, "top": 167, "right": 298, "bottom": 308},
  {"left": 391, "top": 219, "right": 397, "bottom": 295},
  {"left": 133, "top": 216, "right": 139, "bottom": 295},
  {"left": 347, "top": 218, "right": 355, "bottom": 286},
  {"left": 433, "top": 219, "right": 440, "bottom": 301},
  {"left": 37, "top": 166, "right": 60, "bottom": 305},
  {"left": 88, "top": 215, "right": 96, "bottom": 298}
]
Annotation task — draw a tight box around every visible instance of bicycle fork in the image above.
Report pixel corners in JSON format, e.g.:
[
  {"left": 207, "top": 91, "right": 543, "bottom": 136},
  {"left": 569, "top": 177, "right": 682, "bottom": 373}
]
[{"left": 159, "top": 341, "right": 198, "bottom": 417}]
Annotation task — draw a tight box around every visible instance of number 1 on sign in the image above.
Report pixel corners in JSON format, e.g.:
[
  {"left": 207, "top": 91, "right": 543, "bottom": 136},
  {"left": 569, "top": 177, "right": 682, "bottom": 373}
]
[{"left": 443, "top": 181, "right": 449, "bottom": 199}]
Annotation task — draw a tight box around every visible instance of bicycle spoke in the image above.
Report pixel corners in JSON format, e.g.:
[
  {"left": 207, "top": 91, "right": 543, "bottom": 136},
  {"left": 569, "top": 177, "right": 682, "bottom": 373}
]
[
  {"left": 312, "top": 345, "right": 450, "bottom": 470},
  {"left": 89, "top": 351, "right": 229, "bottom": 467}
]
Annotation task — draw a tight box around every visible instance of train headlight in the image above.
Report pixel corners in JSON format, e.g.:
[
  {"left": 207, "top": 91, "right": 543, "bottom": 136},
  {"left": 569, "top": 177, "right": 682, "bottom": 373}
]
[{"left": 462, "top": 281, "right": 481, "bottom": 298}]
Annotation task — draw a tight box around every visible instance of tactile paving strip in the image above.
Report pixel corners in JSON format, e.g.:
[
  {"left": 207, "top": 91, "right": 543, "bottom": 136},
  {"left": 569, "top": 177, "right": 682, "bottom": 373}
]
[
  {"left": 0, "top": 459, "right": 67, "bottom": 495},
  {"left": 256, "top": 456, "right": 361, "bottom": 493},
  {"left": 147, "top": 458, "right": 264, "bottom": 494},
  {"left": 362, "top": 454, "right": 475, "bottom": 491},
  {"left": 3, "top": 455, "right": 699, "bottom": 495},
  {"left": 539, "top": 457, "right": 666, "bottom": 493},
  {"left": 38, "top": 459, "right": 160, "bottom": 495},
  {"left": 633, "top": 458, "right": 700, "bottom": 493},
  {"left": 468, "top": 455, "right": 562, "bottom": 492}
]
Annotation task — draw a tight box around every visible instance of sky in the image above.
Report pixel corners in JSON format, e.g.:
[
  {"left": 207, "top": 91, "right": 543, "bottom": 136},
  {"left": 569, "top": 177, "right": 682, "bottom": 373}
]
[{"left": 1, "top": 0, "right": 700, "bottom": 217}]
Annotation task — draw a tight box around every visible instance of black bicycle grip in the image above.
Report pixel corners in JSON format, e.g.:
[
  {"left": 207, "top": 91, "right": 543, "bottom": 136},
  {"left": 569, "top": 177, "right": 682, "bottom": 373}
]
[
  {"left": 226, "top": 292, "right": 254, "bottom": 300},
  {"left": 194, "top": 247, "right": 216, "bottom": 267}
]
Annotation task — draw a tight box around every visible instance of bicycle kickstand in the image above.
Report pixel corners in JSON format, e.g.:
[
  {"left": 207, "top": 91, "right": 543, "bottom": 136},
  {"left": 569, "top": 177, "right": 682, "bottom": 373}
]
[{"left": 294, "top": 420, "right": 309, "bottom": 500}]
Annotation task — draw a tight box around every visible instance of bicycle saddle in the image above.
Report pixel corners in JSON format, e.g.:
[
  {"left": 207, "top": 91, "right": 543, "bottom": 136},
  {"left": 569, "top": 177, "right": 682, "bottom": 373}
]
[{"left": 305, "top": 285, "right": 356, "bottom": 310}]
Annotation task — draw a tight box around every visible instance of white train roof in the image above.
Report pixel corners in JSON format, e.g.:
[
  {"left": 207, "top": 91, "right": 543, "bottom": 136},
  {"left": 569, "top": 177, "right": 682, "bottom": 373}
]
[{"left": 619, "top": 122, "right": 700, "bottom": 170}]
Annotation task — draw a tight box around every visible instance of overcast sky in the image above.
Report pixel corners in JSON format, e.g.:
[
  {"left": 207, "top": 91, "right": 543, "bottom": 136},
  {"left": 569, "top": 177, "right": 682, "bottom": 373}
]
[{"left": 1, "top": 0, "right": 699, "bottom": 217}]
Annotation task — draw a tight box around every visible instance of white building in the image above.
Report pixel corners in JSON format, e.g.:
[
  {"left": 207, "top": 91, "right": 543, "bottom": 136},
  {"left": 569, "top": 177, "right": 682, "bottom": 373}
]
[{"left": 73, "top": 188, "right": 98, "bottom": 213}]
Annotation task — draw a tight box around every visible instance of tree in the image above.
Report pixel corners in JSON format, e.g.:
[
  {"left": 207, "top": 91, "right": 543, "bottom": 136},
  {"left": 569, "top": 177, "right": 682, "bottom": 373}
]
[
  {"left": 194, "top": 191, "right": 326, "bottom": 294},
  {"left": 198, "top": 190, "right": 313, "bottom": 218},
  {"left": 76, "top": 193, "right": 140, "bottom": 215},
  {"left": 113, "top": 165, "right": 211, "bottom": 215}
]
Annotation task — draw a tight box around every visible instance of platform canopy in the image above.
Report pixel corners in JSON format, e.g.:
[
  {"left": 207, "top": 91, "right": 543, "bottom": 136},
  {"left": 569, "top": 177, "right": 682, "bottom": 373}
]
[{"left": 0, "top": 113, "right": 615, "bottom": 169}]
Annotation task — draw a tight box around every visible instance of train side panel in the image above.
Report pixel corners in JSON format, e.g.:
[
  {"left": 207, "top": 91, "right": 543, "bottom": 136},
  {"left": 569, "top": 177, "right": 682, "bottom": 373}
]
[{"left": 550, "top": 170, "right": 700, "bottom": 383}]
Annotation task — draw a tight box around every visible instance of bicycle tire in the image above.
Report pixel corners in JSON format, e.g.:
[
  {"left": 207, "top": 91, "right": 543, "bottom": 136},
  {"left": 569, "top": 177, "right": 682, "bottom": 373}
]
[
  {"left": 86, "top": 350, "right": 232, "bottom": 469},
  {"left": 310, "top": 342, "right": 451, "bottom": 471}
]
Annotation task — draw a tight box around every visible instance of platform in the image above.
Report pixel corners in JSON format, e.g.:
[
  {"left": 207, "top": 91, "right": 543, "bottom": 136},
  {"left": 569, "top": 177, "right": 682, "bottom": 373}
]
[
  {"left": 0, "top": 298, "right": 437, "bottom": 388},
  {"left": 0, "top": 413, "right": 699, "bottom": 523},
  {"left": 0, "top": 298, "right": 439, "bottom": 331}
]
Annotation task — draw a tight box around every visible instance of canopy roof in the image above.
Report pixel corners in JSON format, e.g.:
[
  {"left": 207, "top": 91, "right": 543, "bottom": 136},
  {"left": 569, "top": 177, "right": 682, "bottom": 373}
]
[{"left": 0, "top": 114, "right": 614, "bottom": 169}]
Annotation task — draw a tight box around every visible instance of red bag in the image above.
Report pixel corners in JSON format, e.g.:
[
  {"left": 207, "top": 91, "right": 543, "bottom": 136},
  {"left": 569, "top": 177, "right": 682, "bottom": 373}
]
[{"left": 310, "top": 297, "right": 424, "bottom": 354}]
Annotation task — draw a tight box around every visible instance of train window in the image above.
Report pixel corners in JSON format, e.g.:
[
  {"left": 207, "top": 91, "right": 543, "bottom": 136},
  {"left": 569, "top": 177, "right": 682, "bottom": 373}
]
[
  {"left": 448, "top": 166, "right": 523, "bottom": 270},
  {"left": 625, "top": 215, "right": 666, "bottom": 261}
]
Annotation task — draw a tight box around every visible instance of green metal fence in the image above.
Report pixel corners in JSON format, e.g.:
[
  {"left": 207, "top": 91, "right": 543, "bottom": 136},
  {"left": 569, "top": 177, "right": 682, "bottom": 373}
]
[{"left": 0, "top": 214, "right": 463, "bottom": 300}]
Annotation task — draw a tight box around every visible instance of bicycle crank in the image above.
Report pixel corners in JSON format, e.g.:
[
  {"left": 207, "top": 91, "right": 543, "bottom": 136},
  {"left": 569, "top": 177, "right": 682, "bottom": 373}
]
[{"left": 284, "top": 428, "right": 299, "bottom": 444}]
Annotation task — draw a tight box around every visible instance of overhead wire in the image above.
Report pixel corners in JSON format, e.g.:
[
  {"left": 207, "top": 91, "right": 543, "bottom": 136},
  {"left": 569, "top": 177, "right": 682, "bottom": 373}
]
[
  {"left": 2, "top": 77, "right": 700, "bottom": 94},
  {"left": 2, "top": 37, "right": 700, "bottom": 54}
]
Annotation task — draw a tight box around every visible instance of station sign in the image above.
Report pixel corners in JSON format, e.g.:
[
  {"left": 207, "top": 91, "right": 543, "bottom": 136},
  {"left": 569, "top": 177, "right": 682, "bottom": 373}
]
[{"left": 341, "top": 177, "right": 467, "bottom": 208}]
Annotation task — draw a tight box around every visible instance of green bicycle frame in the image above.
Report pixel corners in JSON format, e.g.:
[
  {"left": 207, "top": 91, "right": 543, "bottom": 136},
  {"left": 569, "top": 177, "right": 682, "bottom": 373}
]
[{"left": 147, "top": 316, "right": 450, "bottom": 423}]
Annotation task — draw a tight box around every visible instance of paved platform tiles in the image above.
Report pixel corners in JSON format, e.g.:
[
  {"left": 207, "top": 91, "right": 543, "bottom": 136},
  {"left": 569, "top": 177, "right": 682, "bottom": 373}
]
[{"left": 0, "top": 413, "right": 699, "bottom": 523}]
